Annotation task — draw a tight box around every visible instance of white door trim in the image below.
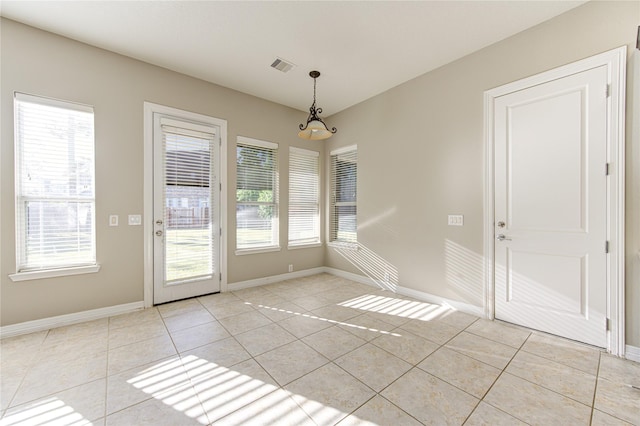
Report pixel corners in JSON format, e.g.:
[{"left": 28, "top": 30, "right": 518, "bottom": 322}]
[
  {"left": 143, "top": 102, "right": 228, "bottom": 308},
  {"left": 483, "top": 46, "right": 627, "bottom": 355}
]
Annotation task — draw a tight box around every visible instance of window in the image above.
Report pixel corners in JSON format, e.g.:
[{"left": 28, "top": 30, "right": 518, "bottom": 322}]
[
  {"left": 236, "top": 137, "right": 279, "bottom": 252},
  {"left": 330, "top": 146, "right": 357, "bottom": 244},
  {"left": 288, "top": 147, "right": 320, "bottom": 247},
  {"left": 13, "top": 93, "right": 96, "bottom": 274}
]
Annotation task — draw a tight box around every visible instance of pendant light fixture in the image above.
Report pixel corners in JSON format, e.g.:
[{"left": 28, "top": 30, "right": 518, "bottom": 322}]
[{"left": 298, "top": 70, "right": 337, "bottom": 140}]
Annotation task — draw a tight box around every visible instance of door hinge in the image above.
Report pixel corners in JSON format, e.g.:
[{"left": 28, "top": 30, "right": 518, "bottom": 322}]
[
  {"left": 605, "top": 163, "right": 610, "bottom": 175},
  {"left": 219, "top": 227, "right": 222, "bottom": 236},
  {"left": 605, "top": 317, "right": 610, "bottom": 331},
  {"left": 220, "top": 182, "right": 222, "bottom": 191},
  {"left": 605, "top": 241, "right": 610, "bottom": 253},
  {"left": 219, "top": 272, "right": 222, "bottom": 281},
  {"left": 606, "top": 84, "right": 610, "bottom": 98}
]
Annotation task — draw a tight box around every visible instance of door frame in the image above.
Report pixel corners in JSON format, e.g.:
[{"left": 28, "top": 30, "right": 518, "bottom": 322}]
[
  {"left": 483, "top": 46, "right": 627, "bottom": 355},
  {"left": 143, "top": 102, "right": 228, "bottom": 307}
]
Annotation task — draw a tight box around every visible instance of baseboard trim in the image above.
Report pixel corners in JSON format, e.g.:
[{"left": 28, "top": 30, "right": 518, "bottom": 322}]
[
  {"left": 322, "top": 267, "right": 380, "bottom": 288},
  {"left": 322, "top": 267, "right": 484, "bottom": 317},
  {"left": 395, "top": 286, "right": 484, "bottom": 317},
  {"left": 227, "top": 267, "right": 326, "bottom": 291},
  {"left": 0, "top": 301, "right": 144, "bottom": 339},
  {"left": 625, "top": 345, "right": 640, "bottom": 362}
]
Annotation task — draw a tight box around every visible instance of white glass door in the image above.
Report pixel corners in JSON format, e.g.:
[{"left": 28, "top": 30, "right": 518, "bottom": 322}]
[{"left": 153, "top": 115, "right": 220, "bottom": 304}]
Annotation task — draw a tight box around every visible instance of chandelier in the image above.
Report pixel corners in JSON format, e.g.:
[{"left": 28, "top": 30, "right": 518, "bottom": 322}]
[{"left": 298, "top": 70, "right": 337, "bottom": 140}]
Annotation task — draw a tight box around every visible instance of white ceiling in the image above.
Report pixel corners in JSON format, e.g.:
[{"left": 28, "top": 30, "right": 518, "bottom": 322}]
[{"left": 0, "top": 1, "right": 586, "bottom": 116}]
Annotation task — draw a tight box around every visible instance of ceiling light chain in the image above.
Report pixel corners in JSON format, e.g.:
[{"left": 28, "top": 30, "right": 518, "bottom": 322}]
[{"left": 298, "top": 70, "right": 337, "bottom": 140}]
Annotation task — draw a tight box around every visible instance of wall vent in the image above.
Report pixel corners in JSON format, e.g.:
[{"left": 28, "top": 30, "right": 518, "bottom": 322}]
[{"left": 271, "top": 58, "right": 295, "bottom": 73}]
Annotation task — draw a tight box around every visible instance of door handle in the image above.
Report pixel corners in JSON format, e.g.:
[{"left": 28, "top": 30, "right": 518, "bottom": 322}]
[
  {"left": 496, "top": 234, "right": 512, "bottom": 241},
  {"left": 156, "top": 230, "right": 163, "bottom": 236}
]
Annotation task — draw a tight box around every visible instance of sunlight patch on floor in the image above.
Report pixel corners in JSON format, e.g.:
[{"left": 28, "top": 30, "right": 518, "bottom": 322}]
[
  {"left": 339, "top": 294, "right": 451, "bottom": 321},
  {"left": 1, "top": 398, "right": 92, "bottom": 426},
  {"left": 255, "top": 303, "right": 402, "bottom": 336}
]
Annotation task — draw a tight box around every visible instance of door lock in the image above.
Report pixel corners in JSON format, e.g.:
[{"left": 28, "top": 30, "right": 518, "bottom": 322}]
[
  {"left": 496, "top": 234, "right": 512, "bottom": 241},
  {"left": 497, "top": 221, "right": 506, "bottom": 228},
  {"left": 155, "top": 219, "right": 163, "bottom": 226},
  {"left": 156, "top": 230, "right": 163, "bottom": 236}
]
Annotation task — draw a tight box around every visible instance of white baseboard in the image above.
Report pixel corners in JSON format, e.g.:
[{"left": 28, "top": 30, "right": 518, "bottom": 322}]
[
  {"left": 625, "top": 345, "right": 640, "bottom": 362},
  {"left": 395, "top": 286, "right": 485, "bottom": 318},
  {"left": 0, "top": 301, "right": 144, "bottom": 339},
  {"left": 322, "top": 267, "right": 381, "bottom": 288},
  {"left": 322, "top": 267, "right": 484, "bottom": 317},
  {"left": 227, "top": 267, "right": 326, "bottom": 291}
]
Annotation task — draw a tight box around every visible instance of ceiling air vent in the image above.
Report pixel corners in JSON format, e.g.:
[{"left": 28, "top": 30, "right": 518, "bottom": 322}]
[{"left": 271, "top": 58, "right": 295, "bottom": 73}]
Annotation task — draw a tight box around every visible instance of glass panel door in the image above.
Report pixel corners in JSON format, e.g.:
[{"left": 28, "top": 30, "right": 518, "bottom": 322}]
[{"left": 153, "top": 115, "right": 220, "bottom": 304}]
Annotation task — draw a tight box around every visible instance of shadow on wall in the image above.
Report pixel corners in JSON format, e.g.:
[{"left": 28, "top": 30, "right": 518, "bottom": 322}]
[
  {"left": 444, "top": 239, "right": 484, "bottom": 306},
  {"left": 330, "top": 242, "right": 399, "bottom": 293},
  {"left": 329, "top": 238, "right": 486, "bottom": 304}
]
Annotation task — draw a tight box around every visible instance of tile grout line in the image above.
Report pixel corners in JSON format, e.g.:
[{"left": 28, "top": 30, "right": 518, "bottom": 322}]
[
  {"left": 463, "top": 326, "right": 534, "bottom": 425},
  {"left": 1, "top": 328, "right": 50, "bottom": 415},
  {"left": 5, "top": 276, "right": 632, "bottom": 426},
  {"left": 236, "top": 286, "right": 408, "bottom": 424},
  {"left": 501, "top": 343, "right": 602, "bottom": 410},
  {"left": 367, "top": 317, "right": 479, "bottom": 425},
  {"left": 448, "top": 322, "right": 603, "bottom": 415},
  {"left": 224, "top": 290, "right": 333, "bottom": 425},
  {"left": 588, "top": 352, "right": 602, "bottom": 426},
  {"left": 451, "top": 317, "right": 490, "bottom": 426}
]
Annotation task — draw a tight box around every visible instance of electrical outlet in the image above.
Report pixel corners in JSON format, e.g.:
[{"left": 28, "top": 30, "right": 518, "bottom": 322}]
[
  {"left": 288, "top": 264, "right": 294, "bottom": 273},
  {"left": 448, "top": 215, "right": 464, "bottom": 226},
  {"left": 128, "top": 214, "right": 142, "bottom": 226}
]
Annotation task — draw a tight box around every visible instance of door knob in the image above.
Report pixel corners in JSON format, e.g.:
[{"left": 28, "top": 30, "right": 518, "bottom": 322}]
[
  {"left": 496, "top": 234, "right": 512, "bottom": 241},
  {"left": 156, "top": 230, "right": 163, "bottom": 236},
  {"left": 156, "top": 219, "right": 163, "bottom": 226}
]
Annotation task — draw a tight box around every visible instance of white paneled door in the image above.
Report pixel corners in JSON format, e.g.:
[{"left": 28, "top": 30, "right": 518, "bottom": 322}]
[
  {"left": 153, "top": 114, "right": 221, "bottom": 304},
  {"left": 493, "top": 65, "right": 608, "bottom": 347}
]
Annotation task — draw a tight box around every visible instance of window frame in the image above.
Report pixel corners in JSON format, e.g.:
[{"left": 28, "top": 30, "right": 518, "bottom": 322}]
[
  {"left": 235, "top": 136, "right": 280, "bottom": 254},
  {"left": 10, "top": 92, "right": 99, "bottom": 281},
  {"left": 329, "top": 145, "right": 358, "bottom": 248},
  {"left": 288, "top": 147, "right": 321, "bottom": 249}
]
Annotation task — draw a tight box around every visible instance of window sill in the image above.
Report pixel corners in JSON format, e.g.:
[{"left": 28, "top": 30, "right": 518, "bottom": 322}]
[
  {"left": 327, "top": 241, "right": 359, "bottom": 251},
  {"left": 9, "top": 264, "right": 101, "bottom": 282},
  {"left": 288, "top": 242, "right": 323, "bottom": 250},
  {"left": 235, "top": 246, "right": 281, "bottom": 256}
]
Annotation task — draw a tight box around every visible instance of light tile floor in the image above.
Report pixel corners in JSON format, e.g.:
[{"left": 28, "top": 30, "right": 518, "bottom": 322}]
[{"left": 1, "top": 273, "right": 639, "bottom": 425}]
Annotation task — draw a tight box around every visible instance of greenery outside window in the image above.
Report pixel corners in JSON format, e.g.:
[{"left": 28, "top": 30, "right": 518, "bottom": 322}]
[{"left": 236, "top": 136, "right": 279, "bottom": 252}]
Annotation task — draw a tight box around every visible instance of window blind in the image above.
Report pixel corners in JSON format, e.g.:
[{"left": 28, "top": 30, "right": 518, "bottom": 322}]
[
  {"left": 14, "top": 93, "right": 96, "bottom": 271},
  {"left": 236, "top": 137, "right": 279, "bottom": 250},
  {"left": 288, "top": 147, "right": 320, "bottom": 246},
  {"left": 330, "top": 147, "right": 357, "bottom": 244},
  {"left": 161, "top": 122, "right": 215, "bottom": 282}
]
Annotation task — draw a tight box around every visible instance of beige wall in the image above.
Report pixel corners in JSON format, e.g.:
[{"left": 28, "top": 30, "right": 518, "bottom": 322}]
[
  {"left": 1, "top": 1, "right": 639, "bottom": 348},
  {"left": 0, "top": 18, "right": 324, "bottom": 326},
  {"left": 325, "top": 1, "right": 640, "bottom": 346}
]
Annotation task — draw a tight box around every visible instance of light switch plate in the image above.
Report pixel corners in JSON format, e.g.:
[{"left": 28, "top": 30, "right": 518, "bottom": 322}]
[
  {"left": 128, "top": 214, "right": 142, "bottom": 226},
  {"left": 109, "top": 215, "right": 119, "bottom": 226},
  {"left": 448, "top": 215, "right": 464, "bottom": 226}
]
